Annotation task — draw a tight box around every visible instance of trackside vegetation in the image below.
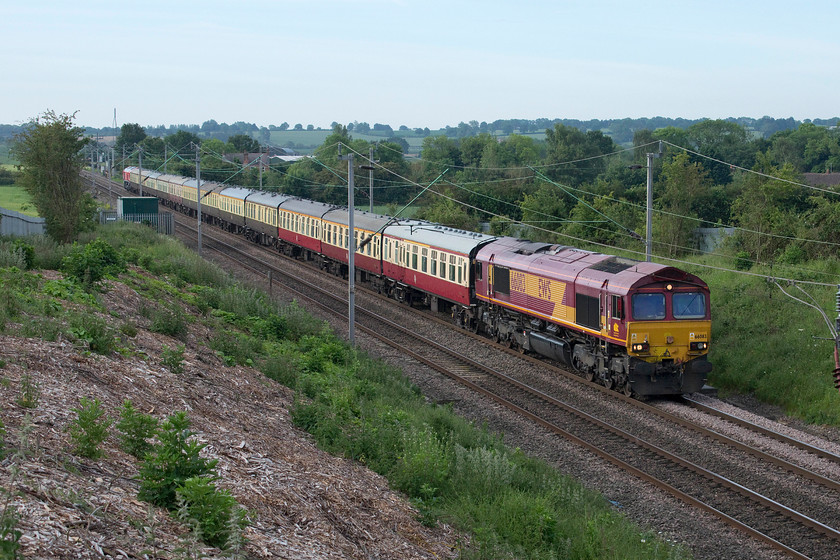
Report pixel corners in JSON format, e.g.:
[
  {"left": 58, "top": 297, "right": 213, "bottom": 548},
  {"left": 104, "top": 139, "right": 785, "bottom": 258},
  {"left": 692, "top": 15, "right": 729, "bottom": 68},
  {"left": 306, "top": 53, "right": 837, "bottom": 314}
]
[{"left": 0, "top": 223, "right": 692, "bottom": 559}]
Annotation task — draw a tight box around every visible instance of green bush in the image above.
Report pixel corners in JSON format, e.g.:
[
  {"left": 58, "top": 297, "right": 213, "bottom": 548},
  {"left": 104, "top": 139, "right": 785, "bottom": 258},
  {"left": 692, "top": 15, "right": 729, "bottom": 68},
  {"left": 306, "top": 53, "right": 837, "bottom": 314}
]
[
  {"left": 0, "top": 499, "right": 22, "bottom": 559},
  {"left": 261, "top": 354, "right": 299, "bottom": 387},
  {"left": 161, "top": 344, "right": 186, "bottom": 374},
  {"left": 29, "top": 234, "right": 70, "bottom": 270},
  {"left": 734, "top": 251, "right": 753, "bottom": 271},
  {"left": 175, "top": 476, "right": 248, "bottom": 551},
  {"left": 149, "top": 307, "right": 188, "bottom": 341},
  {"left": 61, "top": 238, "right": 126, "bottom": 288},
  {"left": 138, "top": 412, "right": 218, "bottom": 510},
  {"left": 0, "top": 239, "right": 33, "bottom": 269},
  {"left": 11, "top": 240, "right": 34, "bottom": 270},
  {"left": 116, "top": 400, "right": 158, "bottom": 460},
  {"left": 208, "top": 331, "right": 261, "bottom": 367},
  {"left": 67, "top": 397, "right": 112, "bottom": 459},
  {"left": 68, "top": 314, "right": 116, "bottom": 355},
  {"left": 390, "top": 426, "right": 451, "bottom": 499}
]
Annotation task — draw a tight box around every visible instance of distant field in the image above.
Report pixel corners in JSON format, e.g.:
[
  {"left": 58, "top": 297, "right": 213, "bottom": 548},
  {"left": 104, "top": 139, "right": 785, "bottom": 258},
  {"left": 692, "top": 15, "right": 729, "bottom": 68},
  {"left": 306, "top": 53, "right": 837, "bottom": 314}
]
[
  {"left": 0, "top": 185, "right": 37, "bottom": 216},
  {"left": 0, "top": 141, "right": 15, "bottom": 166}
]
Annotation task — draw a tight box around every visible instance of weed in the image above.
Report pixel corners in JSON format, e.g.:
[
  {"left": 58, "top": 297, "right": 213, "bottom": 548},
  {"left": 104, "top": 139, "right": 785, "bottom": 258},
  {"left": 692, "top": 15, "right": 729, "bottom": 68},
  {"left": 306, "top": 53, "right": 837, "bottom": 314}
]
[
  {"left": 67, "top": 397, "right": 112, "bottom": 459},
  {"left": 15, "top": 414, "right": 37, "bottom": 460},
  {"left": 0, "top": 468, "right": 22, "bottom": 559},
  {"left": 16, "top": 372, "right": 39, "bottom": 408},
  {"left": 116, "top": 399, "right": 159, "bottom": 460},
  {"left": 119, "top": 321, "right": 138, "bottom": 338},
  {"left": 161, "top": 344, "right": 186, "bottom": 374},
  {"left": 208, "top": 332, "right": 262, "bottom": 367},
  {"left": 150, "top": 307, "right": 188, "bottom": 341},
  {"left": 68, "top": 314, "right": 116, "bottom": 355},
  {"left": 261, "top": 354, "right": 299, "bottom": 387}
]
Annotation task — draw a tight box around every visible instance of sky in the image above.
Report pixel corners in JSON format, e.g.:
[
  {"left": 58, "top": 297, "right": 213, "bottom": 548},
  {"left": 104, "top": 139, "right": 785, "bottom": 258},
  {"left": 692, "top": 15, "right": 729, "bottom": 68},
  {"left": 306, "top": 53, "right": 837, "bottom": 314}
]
[{"left": 2, "top": 1, "right": 839, "bottom": 131}]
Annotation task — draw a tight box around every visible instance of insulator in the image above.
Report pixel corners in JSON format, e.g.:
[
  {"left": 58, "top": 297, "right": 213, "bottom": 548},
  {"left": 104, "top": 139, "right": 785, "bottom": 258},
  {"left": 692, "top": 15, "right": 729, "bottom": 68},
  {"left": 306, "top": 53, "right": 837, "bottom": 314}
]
[
  {"left": 834, "top": 367, "right": 840, "bottom": 390},
  {"left": 836, "top": 284, "right": 840, "bottom": 314}
]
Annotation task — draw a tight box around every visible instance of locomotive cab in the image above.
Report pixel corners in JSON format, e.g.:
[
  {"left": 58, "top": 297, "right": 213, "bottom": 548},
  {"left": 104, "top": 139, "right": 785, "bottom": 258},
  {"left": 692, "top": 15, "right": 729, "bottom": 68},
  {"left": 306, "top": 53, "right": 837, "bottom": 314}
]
[{"left": 623, "top": 281, "right": 712, "bottom": 395}]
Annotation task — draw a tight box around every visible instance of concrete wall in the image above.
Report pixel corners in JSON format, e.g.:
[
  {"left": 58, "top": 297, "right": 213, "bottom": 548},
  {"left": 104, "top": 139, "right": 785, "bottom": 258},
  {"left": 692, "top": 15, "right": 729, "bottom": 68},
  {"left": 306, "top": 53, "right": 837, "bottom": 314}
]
[{"left": 0, "top": 207, "right": 45, "bottom": 237}]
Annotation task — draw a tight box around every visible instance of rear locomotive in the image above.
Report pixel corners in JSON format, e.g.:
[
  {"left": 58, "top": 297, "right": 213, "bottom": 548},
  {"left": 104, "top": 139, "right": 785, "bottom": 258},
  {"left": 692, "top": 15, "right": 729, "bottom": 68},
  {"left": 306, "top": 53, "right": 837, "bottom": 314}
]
[{"left": 473, "top": 239, "right": 711, "bottom": 397}]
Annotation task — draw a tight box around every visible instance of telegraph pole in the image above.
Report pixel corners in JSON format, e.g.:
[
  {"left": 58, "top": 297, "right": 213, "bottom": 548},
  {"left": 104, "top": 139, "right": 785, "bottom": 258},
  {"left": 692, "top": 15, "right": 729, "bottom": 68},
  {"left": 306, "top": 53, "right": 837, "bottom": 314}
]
[
  {"left": 138, "top": 147, "right": 144, "bottom": 196},
  {"left": 644, "top": 141, "right": 663, "bottom": 262},
  {"left": 368, "top": 146, "right": 374, "bottom": 212},
  {"left": 195, "top": 143, "right": 203, "bottom": 255},
  {"left": 338, "top": 145, "right": 356, "bottom": 345}
]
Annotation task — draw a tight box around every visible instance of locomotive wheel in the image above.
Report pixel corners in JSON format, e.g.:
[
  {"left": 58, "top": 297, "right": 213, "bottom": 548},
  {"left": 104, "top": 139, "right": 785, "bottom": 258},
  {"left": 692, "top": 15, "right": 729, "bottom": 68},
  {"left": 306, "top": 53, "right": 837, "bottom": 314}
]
[
  {"left": 623, "top": 382, "right": 634, "bottom": 398},
  {"left": 584, "top": 369, "right": 595, "bottom": 382},
  {"left": 602, "top": 374, "right": 614, "bottom": 390}
]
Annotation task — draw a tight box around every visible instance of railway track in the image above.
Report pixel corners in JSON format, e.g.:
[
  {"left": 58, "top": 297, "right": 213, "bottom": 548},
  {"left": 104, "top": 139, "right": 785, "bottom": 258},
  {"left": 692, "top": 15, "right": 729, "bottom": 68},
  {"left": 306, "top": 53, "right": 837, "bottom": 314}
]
[{"left": 86, "top": 171, "right": 840, "bottom": 558}]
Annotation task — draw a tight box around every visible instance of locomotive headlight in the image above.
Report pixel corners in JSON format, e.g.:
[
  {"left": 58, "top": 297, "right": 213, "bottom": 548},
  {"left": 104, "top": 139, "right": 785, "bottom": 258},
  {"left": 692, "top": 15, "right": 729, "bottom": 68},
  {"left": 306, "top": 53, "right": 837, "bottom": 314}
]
[
  {"left": 690, "top": 341, "right": 708, "bottom": 351},
  {"left": 631, "top": 342, "right": 650, "bottom": 353}
]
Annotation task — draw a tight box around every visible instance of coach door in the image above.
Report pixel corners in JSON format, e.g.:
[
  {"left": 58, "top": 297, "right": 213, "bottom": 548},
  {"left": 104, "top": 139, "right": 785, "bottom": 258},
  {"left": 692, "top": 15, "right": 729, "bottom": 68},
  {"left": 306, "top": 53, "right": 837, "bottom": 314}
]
[{"left": 488, "top": 254, "right": 495, "bottom": 297}]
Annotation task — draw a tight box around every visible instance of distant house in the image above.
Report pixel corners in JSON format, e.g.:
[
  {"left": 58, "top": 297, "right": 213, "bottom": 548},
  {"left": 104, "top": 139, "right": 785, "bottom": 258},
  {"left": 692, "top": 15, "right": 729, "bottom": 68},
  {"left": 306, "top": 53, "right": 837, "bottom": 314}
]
[{"left": 804, "top": 172, "right": 840, "bottom": 188}]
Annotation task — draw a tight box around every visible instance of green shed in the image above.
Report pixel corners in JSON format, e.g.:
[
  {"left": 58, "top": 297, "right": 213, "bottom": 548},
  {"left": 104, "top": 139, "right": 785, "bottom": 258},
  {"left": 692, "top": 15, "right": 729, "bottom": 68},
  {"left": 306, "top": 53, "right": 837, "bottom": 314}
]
[{"left": 118, "top": 197, "right": 158, "bottom": 216}]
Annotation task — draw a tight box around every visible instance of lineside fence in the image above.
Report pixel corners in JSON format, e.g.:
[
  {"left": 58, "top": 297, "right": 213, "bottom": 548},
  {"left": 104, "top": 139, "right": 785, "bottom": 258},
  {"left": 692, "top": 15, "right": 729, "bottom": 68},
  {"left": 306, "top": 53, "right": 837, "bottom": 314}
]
[{"left": 98, "top": 212, "right": 174, "bottom": 235}]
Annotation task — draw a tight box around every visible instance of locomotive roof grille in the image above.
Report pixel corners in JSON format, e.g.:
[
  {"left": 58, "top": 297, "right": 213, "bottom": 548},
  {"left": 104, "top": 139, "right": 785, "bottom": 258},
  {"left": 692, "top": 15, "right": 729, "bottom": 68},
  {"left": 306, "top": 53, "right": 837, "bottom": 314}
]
[{"left": 589, "top": 257, "right": 637, "bottom": 274}]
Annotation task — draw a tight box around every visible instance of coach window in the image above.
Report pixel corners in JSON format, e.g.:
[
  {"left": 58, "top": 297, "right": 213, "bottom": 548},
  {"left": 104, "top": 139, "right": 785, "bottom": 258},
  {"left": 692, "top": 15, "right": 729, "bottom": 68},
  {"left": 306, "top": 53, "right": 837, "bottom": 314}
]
[
  {"left": 411, "top": 246, "right": 418, "bottom": 270},
  {"left": 439, "top": 252, "right": 447, "bottom": 278},
  {"left": 475, "top": 261, "right": 483, "bottom": 281},
  {"left": 421, "top": 248, "right": 428, "bottom": 273},
  {"left": 431, "top": 250, "right": 438, "bottom": 276},
  {"left": 449, "top": 255, "right": 457, "bottom": 282}
]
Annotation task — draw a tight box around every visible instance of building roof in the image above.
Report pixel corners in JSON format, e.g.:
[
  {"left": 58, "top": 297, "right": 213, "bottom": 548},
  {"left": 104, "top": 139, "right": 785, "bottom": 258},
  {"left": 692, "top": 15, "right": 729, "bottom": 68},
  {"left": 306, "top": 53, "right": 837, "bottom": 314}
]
[{"left": 804, "top": 172, "right": 840, "bottom": 187}]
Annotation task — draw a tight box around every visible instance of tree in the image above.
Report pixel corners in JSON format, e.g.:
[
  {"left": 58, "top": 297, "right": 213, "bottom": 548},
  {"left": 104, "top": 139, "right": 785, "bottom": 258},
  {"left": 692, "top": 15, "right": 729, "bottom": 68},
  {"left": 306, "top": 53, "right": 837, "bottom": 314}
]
[
  {"left": 729, "top": 152, "right": 803, "bottom": 262},
  {"left": 115, "top": 123, "right": 146, "bottom": 155},
  {"left": 11, "top": 111, "right": 96, "bottom": 243},
  {"left": 226, "top": 134, "right": 260, "bottom": 153},
  {"left": 544, "top": 124, "right": 615, "bottom": 186},
  {"left": 655, "top": 152, "right": 712, "bottom": 257},
  {"left": 165, "top": 130, "right": 201, "bottom": 154},
  {"left": 684, "top": 120, "right": 756, "bottom": 185}
]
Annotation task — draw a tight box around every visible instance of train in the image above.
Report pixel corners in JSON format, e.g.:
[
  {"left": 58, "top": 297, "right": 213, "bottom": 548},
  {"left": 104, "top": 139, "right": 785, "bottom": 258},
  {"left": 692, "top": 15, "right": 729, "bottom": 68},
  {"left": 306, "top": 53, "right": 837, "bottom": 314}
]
[{"left": 123, "top": 166, "right": 712, "bottom": 397}]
